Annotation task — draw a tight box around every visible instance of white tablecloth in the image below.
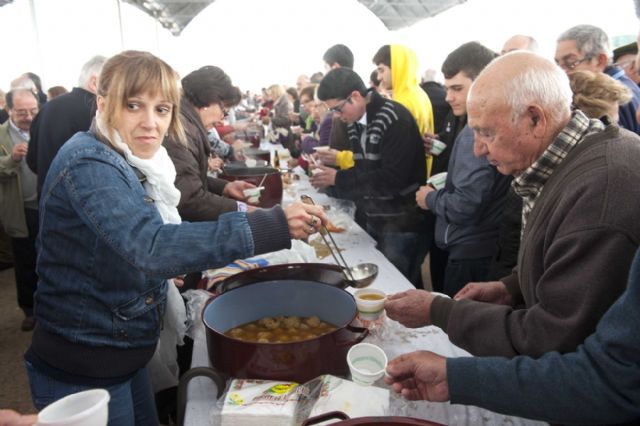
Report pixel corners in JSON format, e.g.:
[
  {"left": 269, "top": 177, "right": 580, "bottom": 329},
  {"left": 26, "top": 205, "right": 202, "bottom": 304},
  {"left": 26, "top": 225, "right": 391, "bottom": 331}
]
[{"left": 184, "top": 169, "right": 546, "bottom": 426}]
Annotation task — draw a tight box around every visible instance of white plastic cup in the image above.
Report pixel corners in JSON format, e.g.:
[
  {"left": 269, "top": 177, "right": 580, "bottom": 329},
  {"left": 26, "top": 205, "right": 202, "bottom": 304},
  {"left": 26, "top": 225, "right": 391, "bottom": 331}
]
[
  {"left": 429, "top": 139, "right": 447, "bottom": 156},
  {"left": 427, "top": 172, "right": 447, "bottom": 190},
  {"left": 354, "top": 288, "right": 387, "bottom": 321},
  {"left": 347, "top": 343, "right": 388, "bottom": 386},
  {"left": 36, "top": 388, "right": 110, "bottom": 426},
  {"left": 242, "top": 187, "right": 263, "bottom": 204}
]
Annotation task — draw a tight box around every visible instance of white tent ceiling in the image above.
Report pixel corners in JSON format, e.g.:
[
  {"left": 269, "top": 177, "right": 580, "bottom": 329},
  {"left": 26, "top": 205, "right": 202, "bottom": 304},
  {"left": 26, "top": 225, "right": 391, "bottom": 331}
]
[{"left": 119, "top": 0, "right": 468, "bottom": 35}]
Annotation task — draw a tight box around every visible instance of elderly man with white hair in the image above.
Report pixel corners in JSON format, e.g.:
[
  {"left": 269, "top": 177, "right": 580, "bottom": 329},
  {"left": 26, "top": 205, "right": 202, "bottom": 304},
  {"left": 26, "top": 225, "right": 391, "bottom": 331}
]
[
  {"left": 383, "top": 51, "right": 640, "bottom": 424},
  {"left": 385, "top": 51, "right": 640, "bottom": 357}
]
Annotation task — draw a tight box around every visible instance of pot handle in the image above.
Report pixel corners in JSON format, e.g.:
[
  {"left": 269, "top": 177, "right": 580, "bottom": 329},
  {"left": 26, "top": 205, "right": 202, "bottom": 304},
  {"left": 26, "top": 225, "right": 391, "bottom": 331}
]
[
  {"left": 302, "top": 411, "right": 350, "bottom": 425},
  {"left": 177, "top": 366, "right": 228, "bottom": 426},
  {"left": 335, "top": 324, "right": 369, "bottom": 347}
]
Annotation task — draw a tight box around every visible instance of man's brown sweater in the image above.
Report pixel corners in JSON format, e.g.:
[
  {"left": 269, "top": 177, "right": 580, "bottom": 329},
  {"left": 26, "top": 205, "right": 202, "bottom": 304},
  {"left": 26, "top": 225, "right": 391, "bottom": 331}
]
[{"left": 431, "top": 124, "right": 640, "bottom": 357}]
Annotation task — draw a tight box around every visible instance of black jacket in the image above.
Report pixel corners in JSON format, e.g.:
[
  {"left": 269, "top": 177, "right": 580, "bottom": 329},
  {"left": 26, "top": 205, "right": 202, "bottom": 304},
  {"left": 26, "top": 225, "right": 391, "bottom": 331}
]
[
  {"left": 27, "top": 87, "right": 96, "bottom": 196},
  {"left": 163, "top": 97, "right": 236, "bottom": 222}
]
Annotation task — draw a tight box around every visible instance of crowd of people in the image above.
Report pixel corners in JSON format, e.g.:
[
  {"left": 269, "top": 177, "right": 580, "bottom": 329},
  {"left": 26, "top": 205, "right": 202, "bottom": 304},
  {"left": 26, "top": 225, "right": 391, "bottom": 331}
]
[{"left": 1, "top": 11, "right": 640, "bottom": 426}]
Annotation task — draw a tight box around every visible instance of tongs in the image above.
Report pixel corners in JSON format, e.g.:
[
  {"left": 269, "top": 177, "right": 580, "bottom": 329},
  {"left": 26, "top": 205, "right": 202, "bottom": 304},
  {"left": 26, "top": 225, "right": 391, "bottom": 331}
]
[{"left": 301, "top": 194, "right": 358, "bottom": 284}]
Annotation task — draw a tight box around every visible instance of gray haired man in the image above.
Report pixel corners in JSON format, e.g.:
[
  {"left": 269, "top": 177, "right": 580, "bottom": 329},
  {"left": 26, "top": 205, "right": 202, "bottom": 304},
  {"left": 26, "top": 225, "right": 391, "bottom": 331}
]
[{"left": 555, "top": 24, "right": 640, "bottom": 134}]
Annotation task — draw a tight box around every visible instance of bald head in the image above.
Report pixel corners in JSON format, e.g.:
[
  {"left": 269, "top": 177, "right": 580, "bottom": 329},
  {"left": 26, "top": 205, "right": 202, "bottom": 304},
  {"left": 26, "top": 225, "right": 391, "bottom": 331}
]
[
  {"left": 468, "top": 52, "right": 573, "bottom": 176},
  {"left": 501, "top": 35, "right": 538, "bottom": 55},
  {"left": 470, "top": 51, "right": 571, "bottom": 121}
]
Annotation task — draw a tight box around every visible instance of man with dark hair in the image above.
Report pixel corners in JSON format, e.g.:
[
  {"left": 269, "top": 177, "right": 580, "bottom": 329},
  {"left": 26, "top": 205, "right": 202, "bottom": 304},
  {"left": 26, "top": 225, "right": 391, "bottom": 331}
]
[
  {"left": 317, "top": 44, "right": 355, "bottom": 154},
  {"left": 311, "top": 68, "right": 428, "bottom": 288},
  {"left": 412, "top": 41, "right": 510, "bottom": 297},
  {"left": 323, "top": 44, "right": 354, "bottom": 70},
  {"left": 556, "top": 24, "right": 640, "bottom": 134},
  {"left": 0, "top": 88, "right": 40, "bottom": 331},
  {"left": 27, "top": 55, "right": 106, "bottom": 196}
]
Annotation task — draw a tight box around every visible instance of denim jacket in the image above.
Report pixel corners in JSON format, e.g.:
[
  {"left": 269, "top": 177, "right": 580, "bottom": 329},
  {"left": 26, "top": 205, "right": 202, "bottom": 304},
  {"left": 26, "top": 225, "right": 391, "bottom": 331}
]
[{"left": 34, "top": 131, "right": 290, "bottom": 352}]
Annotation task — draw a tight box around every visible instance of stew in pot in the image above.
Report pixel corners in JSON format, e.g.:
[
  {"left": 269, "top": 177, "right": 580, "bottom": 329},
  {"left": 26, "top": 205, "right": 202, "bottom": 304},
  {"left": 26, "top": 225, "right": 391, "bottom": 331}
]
[{"left": 225, "top": 315, "right": 338, "bottom": 343}]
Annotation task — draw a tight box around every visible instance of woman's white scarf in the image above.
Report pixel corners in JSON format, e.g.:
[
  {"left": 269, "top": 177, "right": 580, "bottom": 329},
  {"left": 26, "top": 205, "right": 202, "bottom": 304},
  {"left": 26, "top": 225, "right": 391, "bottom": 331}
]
[
  {"left": 96, "top": 112, "right": 186, "bottom": 391},
  {"left": 95, "top": 111, "right": 181, "bottom": 224}
]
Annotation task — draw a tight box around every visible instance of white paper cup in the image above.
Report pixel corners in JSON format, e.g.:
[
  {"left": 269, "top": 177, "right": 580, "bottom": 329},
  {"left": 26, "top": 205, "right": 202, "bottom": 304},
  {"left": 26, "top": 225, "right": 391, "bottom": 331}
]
[
  {"left": 429, "top": 139, "right": 447, "bottom": 156},
  {"left": 347, "top": 343, "right": 388, "bottom": 386},
  {"left": 243, "top": 187, "right": 263, "bottom": 203},
  {"left": 37, "top": 389, "right": 110, "bottom": 426},
  {"left": 427, "top": 172, "right": 447, "bottom": 190},
  {"left": 354, "top": 288, "right": 386, "bottom": 321}
]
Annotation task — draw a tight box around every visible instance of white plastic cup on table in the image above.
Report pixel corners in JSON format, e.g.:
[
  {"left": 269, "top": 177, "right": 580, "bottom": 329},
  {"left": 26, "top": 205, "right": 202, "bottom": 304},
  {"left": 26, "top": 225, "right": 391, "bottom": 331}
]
[
  {"left": 427, "top": 172, "right": 447, "bottom": 190},
  {"left": 429, "top": 139, "right": 447, "bottom": 156},
  {"left": 242, "top": 187, "right": 263, "bottom": 204},
  {"left": 36, "top": 388, "right": 110, "bottom": 426},
  {"left": 347, "top": 342, "right": 388, "bottom": 386}
]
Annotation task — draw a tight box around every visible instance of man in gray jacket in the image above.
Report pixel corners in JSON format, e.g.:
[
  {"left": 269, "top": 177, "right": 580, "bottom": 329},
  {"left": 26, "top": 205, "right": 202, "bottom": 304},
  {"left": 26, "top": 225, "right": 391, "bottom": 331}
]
[{"left": 415, "top": 42, "right": 511, "bottom": 296}]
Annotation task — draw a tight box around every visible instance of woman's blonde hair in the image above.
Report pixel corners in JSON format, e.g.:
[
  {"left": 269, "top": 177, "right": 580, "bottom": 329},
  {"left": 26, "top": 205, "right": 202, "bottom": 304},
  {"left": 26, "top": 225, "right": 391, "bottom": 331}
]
[
  {"left": 569, "top": 70, "right": 632, "bottom": 119},
  {"left": 97, "top": 50, "right": 185, "bottom": 146},
  {"left": 268, "top": 84, "right": 286, "bottom": 99}
]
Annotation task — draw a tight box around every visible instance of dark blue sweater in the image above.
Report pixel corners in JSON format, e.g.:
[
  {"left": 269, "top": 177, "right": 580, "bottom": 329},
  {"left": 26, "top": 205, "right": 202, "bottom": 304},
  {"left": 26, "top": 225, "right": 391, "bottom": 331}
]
[{"left": 448, "top": 248, "right": 640, "bottom": 424}]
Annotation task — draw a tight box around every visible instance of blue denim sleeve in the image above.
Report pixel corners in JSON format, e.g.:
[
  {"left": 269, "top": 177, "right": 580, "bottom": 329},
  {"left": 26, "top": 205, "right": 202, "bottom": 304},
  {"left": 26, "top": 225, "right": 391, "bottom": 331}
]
[
  {"left": 62, "top": 155, "right": 256, "bottom": 277},
  {"left": 447, "top": 249, "right": 640, "bottom": 424}
]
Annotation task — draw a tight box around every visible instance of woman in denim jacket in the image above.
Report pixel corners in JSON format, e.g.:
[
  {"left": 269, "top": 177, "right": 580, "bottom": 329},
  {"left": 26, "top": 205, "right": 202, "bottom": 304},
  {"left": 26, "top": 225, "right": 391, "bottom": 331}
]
[{"left": 23, "top": 51, "right": 326, "bottom": 426}]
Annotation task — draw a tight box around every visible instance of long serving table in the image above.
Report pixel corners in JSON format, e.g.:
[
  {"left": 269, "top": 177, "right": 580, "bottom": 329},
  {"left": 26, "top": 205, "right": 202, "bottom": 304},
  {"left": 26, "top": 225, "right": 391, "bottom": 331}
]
[{"left": 183, "top": 164, "right": 547, "bottom": 426}]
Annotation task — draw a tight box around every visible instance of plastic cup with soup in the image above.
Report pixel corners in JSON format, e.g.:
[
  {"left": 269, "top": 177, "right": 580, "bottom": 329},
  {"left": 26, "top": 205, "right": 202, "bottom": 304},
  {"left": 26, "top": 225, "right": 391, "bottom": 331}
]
[
  {"left": 347, "top": 342, "right": 388, "bottom": 386},
  {"left": 354, "top": 288, "right": 386, "bottom": 321},
  {"left": 427, "top": 172, "right": 447, "bottom": 190}
]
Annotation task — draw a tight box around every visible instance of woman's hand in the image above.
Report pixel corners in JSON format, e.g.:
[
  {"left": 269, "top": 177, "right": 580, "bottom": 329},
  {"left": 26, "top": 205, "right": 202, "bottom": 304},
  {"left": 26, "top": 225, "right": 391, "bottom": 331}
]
[
  {"left": 283, "top": 202, "right": 327, "bottom": 239},
  {"left": 208, "top": 156, "right": 224, "bottom": 173},
  {"left": 223, "top": 180, "right": 256, "bottom": 201}
]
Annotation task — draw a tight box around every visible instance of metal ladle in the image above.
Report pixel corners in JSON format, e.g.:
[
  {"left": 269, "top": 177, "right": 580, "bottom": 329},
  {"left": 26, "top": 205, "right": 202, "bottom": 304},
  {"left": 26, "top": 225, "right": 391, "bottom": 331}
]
[{"left": 301, "top": 195, "right": 378, "bottom": 289}]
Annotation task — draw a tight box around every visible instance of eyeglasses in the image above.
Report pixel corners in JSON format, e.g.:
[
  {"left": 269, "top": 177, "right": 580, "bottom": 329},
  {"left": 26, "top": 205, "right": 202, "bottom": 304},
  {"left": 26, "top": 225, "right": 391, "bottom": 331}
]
[
  {"left": 12, "top": 108, "right": 38, "bottom": 118},
  {"left": 614, "top": 59, "right": 635, "bottom": 70},
  {"left": 329, "top": 95, "right": 352, "bottom": 114},
  {"left": 556, "top": 56, "right": 592, "bottom": 71},
  {"left": 216, "top": 102, "right": 230, "bottom": 117}
]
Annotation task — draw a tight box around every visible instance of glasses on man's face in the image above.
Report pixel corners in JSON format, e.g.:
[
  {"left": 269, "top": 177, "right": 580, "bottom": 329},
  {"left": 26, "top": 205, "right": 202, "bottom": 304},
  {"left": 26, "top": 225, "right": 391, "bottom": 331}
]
[
  {"left": 216, "top": 102, "right": 229, "bottom": 117},
  {"left": 614, "top": 59, "right": 635, "bottom": 70},
  {"left": 556, "top": 56, "right": 592, "bottom": 71},
  {"left": 329, "top": 96, "right": 352, "bottom": 114},
  {"left": 13, "top": 108, "right": 38, "bottom": 118}
]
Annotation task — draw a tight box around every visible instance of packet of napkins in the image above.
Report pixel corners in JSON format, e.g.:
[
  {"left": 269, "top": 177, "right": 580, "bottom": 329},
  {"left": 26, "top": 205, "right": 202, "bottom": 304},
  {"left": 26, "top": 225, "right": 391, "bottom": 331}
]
[
  {"left": 306, "top": 375, "right": 389, "bottom": 421},
  {"left": 220, "top": 379, "right": 301, "bottom": 426}
]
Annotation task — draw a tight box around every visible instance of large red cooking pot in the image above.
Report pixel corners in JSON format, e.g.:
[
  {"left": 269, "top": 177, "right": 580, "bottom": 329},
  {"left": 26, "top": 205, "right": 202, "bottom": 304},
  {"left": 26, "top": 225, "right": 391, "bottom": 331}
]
[
  {"left": 219, "top": 165, "right": 282, "bottom": 208},
  {"left": 202, "top": 264, "right": 368, "bottom": 383},
  {"left": 303, "top": 411, "right": 444, "bottom": 426}
]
